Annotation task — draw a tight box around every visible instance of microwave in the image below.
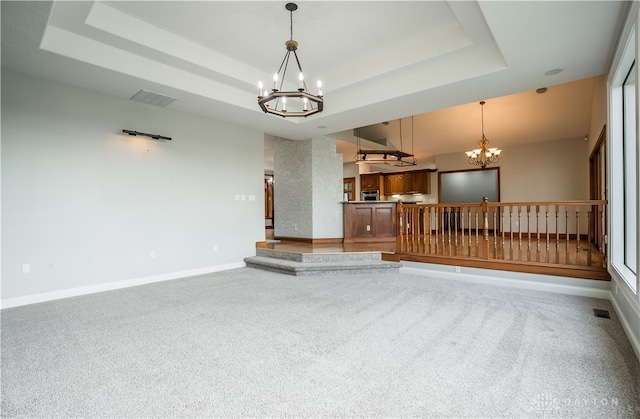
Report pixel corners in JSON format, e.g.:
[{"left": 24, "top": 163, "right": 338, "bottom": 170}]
[{"left": 361, "top": 190, "right": 380, "bottom": 201}]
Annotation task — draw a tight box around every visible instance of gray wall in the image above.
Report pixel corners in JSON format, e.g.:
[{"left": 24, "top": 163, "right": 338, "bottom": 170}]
[
  {"left": 311, "top": 139, "right": 343, "bottom": 238},
  {"left": 2, "top": 71, "right": 264, "bottom": 300},
  {"left": 273, "top": 138, "right": 314, "bottom": 238},
  {"left": 435, "top": 137, "right": 590, "bottom": 202},
  {"left": 274, "top": 137, "right": 343, "bottom": 239}
]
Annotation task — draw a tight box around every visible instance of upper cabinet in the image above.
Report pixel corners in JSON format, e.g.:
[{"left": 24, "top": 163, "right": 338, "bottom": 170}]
[
  {"left": 360, "top": 174, "right": 382, "bottom": 191},
  {"left": 384, "top": 170, "right": 431, "bottom": 195},
  {"left": 384, "top": 174, "right": 404, "bottom": 195},
  {"left": 411, "top": 170, "right": 431, "bottom": 194}
]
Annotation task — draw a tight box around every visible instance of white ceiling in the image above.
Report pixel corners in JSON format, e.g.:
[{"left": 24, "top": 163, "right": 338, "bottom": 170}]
[{"left": 1, "top": 1, "right": 627, "bottom": 165}]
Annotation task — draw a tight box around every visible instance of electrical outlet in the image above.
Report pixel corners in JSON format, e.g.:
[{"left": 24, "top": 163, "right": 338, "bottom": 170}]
[
  {"left": 366, "top": 225, "right": 371, "bottom": 231},
  {"left": 213, "top": 244, "right": 218, "bottom": 252},
  {"left": 22, "top": 264, "right": 30, "bottom": 274},
  {"left": 150, "top": 251, "right": 156, "bottom": 259},
  {"left": 454, "top": 266, "right": 461, "bottom": 273}
]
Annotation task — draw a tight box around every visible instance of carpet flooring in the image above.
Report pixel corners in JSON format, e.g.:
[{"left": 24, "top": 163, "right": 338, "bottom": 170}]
[{"left": 2, "top": 268, "right": 639, "bottom": 418}]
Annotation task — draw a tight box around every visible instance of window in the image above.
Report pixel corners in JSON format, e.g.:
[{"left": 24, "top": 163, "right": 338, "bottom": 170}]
[
  {"left": 610, "top": 27, "right": 639, "bottom": 295},
  {"left": 622, "top": 62, "right": 638, "bottom": 276}
]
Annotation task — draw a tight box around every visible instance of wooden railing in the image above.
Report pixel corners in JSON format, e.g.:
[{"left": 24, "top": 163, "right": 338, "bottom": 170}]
[{"left": 395, "top": 198, "right": 608, "bottom": 279}]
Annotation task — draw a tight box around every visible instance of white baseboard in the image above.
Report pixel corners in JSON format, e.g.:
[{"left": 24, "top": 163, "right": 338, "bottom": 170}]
[
  {"left": 400, "top": 265, "right": 611, "bottom": 300},
  {"left": 1, "top": 262, "right": 246, "bottom": 309},
  {"left": 609, "top": 289, "right": 640, "bottom": 362},
  {"left": 400, "top": 263, "right": 639, "bottom": 361}
]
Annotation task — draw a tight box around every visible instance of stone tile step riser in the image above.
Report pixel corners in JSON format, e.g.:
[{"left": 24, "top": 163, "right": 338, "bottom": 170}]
[
  {"left": 244, "top": 255, "right": 400, "bottom": 276},
  {"left": 245, "top": 262, "right": 400, "bottom": 277},
  {"left": 255, "top": 249, "right": 382, "bottom": 263}
]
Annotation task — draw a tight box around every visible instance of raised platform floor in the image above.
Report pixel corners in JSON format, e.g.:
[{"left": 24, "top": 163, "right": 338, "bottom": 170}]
[{"left": 258, "top": 233, "right": 610, "bottom": 280}]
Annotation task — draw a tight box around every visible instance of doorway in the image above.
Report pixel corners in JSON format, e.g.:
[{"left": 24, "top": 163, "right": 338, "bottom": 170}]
[
  {"left": 589, "top": 125, "right": 607, "bottom": 250},
  {"left": 343, "top": 177, "right": 356, "bottom": 201},
  {"left": 265, "top": 175, "right": 274, "bottom": 232}
]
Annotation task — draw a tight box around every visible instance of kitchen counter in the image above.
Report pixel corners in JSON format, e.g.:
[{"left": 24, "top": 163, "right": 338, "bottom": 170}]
[{"left": 343, "top": 201, "right": 397, "bottom": 243}]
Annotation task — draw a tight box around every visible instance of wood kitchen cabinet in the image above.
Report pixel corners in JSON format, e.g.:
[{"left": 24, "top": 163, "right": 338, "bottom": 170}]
[
  {"left": 412, "top": 170, "right": 431, "bottom": 194},
  {"left": 384, "top": 174, "right": 404, "bottom": 195},
  {"left": 343, "top": 202, "right": 397, "bottom": 243},
  {"left": 384, "top": 170, "right": 431, "bottom": 195},
  {"left": 360, "top": 174, "right": 381, "bottom": 191}
]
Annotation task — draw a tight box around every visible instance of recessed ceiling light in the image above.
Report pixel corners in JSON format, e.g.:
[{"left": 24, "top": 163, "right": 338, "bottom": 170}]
[
  {"left": 317, "top": 125, "right": 327, "bottom": 129},
  {"left": 536, "top": 87, "right": 548, "bottom": 94},
  {"left": 544, "top": 68, "right": 562, "bottom": 76}
]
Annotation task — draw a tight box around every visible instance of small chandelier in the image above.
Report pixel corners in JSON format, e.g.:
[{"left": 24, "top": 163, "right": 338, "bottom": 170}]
[
  {"left": 465, "top": 100, "right": 501, "bottom": 169},
  {"left": 257, "top": 3, "right": 323, "bottom": 118}
]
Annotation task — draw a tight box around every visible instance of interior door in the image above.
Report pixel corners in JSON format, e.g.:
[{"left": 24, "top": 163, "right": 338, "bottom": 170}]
[
  {"left": 589, "top": 125, "right": 607, "bottom": 250},
  {"left": 343, "top": 177, "right": 356, "bottom": 201}
]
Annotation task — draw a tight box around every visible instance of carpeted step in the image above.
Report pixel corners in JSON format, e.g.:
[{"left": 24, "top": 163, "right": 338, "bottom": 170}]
[{"left": 244, "top": 254, "right": 401, "bottom": 276}]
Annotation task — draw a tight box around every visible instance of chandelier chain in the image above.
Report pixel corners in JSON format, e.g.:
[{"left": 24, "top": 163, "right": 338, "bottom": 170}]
[
  {"left": 399, "top": 119, "right": 403, "bottom": 153},
  {"left": 290, "top": 7, "right": 294, "bottom": 40},
  {"left": 411, "top": 116, "right": 415, "bottom": 156},
  {"left": 481, "top": 101, "right": 485, "bottom": 139}
]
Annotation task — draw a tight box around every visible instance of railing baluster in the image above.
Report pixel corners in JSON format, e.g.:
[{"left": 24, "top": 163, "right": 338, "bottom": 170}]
[
  {"left": 446, "top": 206, "right": 452, "bottom": 255},
  {"left": 555, "top": 205, "right": 560, "bottom": 264},
  {"left": 587, "top": 206, "right": 592, "bottom": 266},
  {"left": 518, "top": 206, "right": 523, "bottom": 252},
  {"left": 493, "top": 208, "right": 498, "bottom": 258},
  {"left": 501, "top": 206, "right": 506, "bottom": 259},
  {"left": 441, "top": 207, "right": 446, "bottom": 252},
  {"left": 536, "top": 205, "right": 541, "bottom": 254},
  {"left": 509, "top": 206, "right": 514, "bottom": 260},
  {"left": 527, "top": 205, "right": 532, "bottom": 257},
  {"left": 536, "top": 205, "right": 541, "bottom": 262},
  {"left": 428, "top": 207, "right": 432, "bottom": 254},
  {"left": 575, "top": 206, "right": 580, "bottom": 265},
  {"left": 460, "top": 206, "right": 466, "bottom": 257},
  {"left": 545, "top": 206, "right": 550, "bottom": 261},
  {"left": 468, "top": 207, "right": 473, "bottom": 256},
  {"left": 565, "top": 205, "right": 570, "bottom": 259},
  {"left": 436, "top": 206, "right": 440, "bottom": 255},
  {"left": 481, "top": 197, "right": 489, "bottom": 259},
  {"left": 599, "top": 204, "right": 606, "bottom": 267},
  {"left": 453, "top": 206, "right": 459, "bottom": 249},
  {"left": 475, "top": 208, "right": 479, "bottom": 251}
]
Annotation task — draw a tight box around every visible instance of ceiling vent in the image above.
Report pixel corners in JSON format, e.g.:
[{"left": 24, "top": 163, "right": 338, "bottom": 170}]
[{"left": 130, "top": 89, "right": 177, "bottom": 107}]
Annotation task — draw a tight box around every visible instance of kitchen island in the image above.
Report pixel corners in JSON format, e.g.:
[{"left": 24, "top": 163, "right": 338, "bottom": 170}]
[{"left": 343, "top": 201, "right": 397, "bottom": 243}]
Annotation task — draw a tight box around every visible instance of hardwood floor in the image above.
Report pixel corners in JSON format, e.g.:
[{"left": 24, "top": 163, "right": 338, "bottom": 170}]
[{"left": 263, "top": 228, "right": 396, "bottom": 253}]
